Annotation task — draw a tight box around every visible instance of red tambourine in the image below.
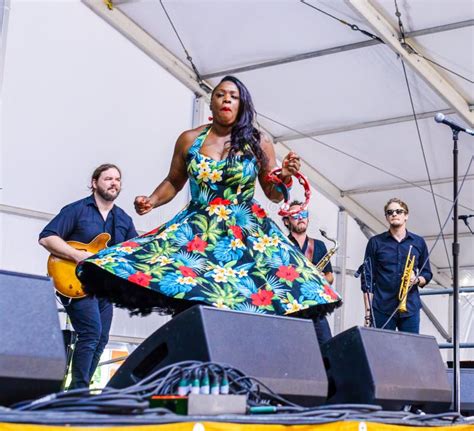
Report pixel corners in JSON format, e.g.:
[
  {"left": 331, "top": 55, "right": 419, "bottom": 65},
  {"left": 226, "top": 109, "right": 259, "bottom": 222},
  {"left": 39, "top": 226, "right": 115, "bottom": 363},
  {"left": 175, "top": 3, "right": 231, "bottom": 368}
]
[{"left": 266, "top": 167, "right": 311, "bottom": 216}]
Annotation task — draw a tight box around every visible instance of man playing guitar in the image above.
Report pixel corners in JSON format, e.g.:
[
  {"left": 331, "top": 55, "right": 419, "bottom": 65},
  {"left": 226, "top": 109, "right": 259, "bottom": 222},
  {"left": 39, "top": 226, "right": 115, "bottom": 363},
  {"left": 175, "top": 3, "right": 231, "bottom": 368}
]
[{"left": 39, "top": 163, "right": 137, "bottom": 389}]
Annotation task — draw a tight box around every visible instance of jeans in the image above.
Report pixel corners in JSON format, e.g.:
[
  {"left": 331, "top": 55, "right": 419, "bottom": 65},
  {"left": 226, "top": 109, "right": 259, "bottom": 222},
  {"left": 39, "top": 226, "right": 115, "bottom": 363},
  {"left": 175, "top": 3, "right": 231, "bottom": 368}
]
[
  {"left": 61, "top": 295, "right": 113, "bottom": 389},
  {"left": 312, "top": 316, "right": 332, "bottom": 345},
  {"left": 373, "top": 308, "right": 420, "bottom": 334}
]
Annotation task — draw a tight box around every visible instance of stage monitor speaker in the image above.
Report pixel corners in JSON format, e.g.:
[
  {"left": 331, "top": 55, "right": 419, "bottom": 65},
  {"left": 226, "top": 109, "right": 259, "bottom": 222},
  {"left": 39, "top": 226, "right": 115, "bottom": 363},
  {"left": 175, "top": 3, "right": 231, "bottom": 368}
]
[
  {"left": 447, "top": 368, "right": 474, "bottom": 415},
  {"left": 321, "top": 326, "right": 452, "bottom": 412},
  {"left": 0, "top": 270, "right": 66, "bottom": 406},
  {"left": 108, "top": 305, "right": 327, "bottom": 406}
]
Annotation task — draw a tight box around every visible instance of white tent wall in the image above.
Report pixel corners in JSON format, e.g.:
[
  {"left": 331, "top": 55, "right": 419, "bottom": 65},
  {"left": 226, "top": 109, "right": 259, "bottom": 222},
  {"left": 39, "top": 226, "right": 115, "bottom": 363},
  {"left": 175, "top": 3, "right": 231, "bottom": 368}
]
[
  {"left": 0, "top": 0, "right": 467, "bottom": 360},
  {"left": 0, "top": 0, "right": 195, "bottom": 339}
]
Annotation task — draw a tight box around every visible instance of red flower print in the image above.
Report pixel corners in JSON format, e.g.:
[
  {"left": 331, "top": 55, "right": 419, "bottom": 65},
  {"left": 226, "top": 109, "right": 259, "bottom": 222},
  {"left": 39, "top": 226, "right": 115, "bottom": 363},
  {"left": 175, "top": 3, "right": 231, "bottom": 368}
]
[
  {"left": 276, "top": 265, "right": 300, "bottom": 282},
  {"left": 128, "top": 272, "right": 152, "bottom": 287},
  {"left": 186, "top": 236, "right": 208, "bottom": 252},
  {"left": 324, "top": 284, "right": 338, "bottom": 300},
  {"left": 251, "top": 203, "right": 266, "bottom": 218},
  {"left": 179, "top": 266, "right": 197, "bottom": 278},
  {"left": 146, "top": 227, "right": 160, "bottom": 235},
  {"left": 210, "top": 197, "right": 231, "bottom": 206},
  {"left": 121, "top": 241, "right": 139, "bottom": 247},
  {"left": 251, "top": 289, "right": 274, "bottom": 306},
  {"left": 229, "top": 225, "right": 243, "bottom": 240}
]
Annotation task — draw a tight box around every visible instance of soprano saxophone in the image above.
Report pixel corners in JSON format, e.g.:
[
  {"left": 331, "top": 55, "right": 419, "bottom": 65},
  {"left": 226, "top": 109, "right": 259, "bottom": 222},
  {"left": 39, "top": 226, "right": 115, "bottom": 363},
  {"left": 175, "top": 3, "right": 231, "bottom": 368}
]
[{"left": 316, "top": 229, "right": 339, "bottom": 272}]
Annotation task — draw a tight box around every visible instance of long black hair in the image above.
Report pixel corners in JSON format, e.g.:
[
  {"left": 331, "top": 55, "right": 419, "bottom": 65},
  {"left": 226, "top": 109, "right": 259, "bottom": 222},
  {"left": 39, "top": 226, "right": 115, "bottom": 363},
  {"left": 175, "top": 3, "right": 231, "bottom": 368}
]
[{"left": 213, "top": 75, "right": 267, "bottom": 166}]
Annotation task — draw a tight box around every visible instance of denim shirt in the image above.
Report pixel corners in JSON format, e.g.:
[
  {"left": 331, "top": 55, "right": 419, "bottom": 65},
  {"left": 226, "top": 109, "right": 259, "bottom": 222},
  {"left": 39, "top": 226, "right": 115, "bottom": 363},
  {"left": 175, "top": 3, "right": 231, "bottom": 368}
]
[
  {"left": 364, "top": 230, "right": 432, "bottom": 316},
  {"left": 39, "top": 195, "right": 137, "bottom": 246}
]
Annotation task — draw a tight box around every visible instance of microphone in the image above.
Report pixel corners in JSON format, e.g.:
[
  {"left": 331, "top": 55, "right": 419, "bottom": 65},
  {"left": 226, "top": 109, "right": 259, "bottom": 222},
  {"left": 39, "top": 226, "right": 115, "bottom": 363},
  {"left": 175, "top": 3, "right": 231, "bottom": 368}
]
[
  {"left": 459, "top": 214, "right": 474, "bottom": 234},
  {"left": 434, "top": 113, "right": 474, "bottom": 136}
]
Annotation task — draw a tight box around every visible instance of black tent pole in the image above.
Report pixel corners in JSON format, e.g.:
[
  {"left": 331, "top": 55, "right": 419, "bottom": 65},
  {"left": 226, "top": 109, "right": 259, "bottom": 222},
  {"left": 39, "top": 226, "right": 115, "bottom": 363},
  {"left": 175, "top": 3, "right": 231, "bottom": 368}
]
[{"left": 451, "top": 129, "right": 460, "bottom": 413}]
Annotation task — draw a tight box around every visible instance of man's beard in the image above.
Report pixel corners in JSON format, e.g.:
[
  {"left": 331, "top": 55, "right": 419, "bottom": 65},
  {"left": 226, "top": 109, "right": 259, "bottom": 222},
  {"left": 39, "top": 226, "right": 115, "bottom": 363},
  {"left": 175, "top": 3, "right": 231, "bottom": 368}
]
[
  {"left": 97, "top": 186, "right": 120, "bottom": 202},
  {"left": 291, "top": 223, "right": 307, "bottom": 234},
  {"left": 390, "top": 220, "right": 404, "bottom": 228}
]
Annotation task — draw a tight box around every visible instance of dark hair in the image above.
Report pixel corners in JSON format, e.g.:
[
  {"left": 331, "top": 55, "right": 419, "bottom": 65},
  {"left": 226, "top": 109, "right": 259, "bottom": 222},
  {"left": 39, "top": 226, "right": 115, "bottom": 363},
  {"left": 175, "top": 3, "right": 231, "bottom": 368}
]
[
  {"left": 213, "top": 76, "right": 266, "bottom": 166},
  {"left": 384, "top": 197, "right": 409, "bottom": 214},
  {"left": 282, "top": 200, "right": 304, "bottom": 228},
  {"left": 89, "top": 163, "right": 121, "bottom": 190}
]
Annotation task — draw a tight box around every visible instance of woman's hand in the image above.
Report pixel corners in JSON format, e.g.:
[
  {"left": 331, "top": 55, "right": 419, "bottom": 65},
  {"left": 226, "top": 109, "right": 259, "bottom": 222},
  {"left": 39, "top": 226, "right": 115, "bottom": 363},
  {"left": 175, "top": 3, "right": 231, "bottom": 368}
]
[
  {"left": 134, "top": 196, "right": 154, "bottom": 216},
  {"left": 281, "top": 151, "right": 301, "bottom": 180}
]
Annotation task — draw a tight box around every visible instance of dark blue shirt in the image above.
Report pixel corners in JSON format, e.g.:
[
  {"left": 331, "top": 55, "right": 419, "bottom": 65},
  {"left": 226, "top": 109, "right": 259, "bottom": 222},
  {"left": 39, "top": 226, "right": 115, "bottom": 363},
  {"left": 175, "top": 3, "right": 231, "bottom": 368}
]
[
  {"left": 39, "top": 195, "right": 137, "bottom": 245},
  {"left": 364, "top": 230, "right": 432, "bottom": 316},
  {"left": 289, "top": 235, "right": 333, "bottom": 273}
]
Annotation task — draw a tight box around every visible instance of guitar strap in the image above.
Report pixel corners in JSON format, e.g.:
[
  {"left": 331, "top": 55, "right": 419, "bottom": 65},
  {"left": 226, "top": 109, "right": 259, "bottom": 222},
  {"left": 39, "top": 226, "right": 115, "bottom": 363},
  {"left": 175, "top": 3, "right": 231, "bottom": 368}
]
[
  {"left": 304, "top": 237, "right": 315, "bottom": 262},
  {"left": 110, "top": 206, "right": 117, "bottom": 246}
]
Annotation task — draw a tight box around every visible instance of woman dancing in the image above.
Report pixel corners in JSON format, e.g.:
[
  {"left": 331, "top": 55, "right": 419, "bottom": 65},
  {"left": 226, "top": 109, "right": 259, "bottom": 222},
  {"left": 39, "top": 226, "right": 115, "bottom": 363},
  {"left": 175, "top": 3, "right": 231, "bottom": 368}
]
[{"left": 77, "top": 76, "right": 341, "bottom": 318}]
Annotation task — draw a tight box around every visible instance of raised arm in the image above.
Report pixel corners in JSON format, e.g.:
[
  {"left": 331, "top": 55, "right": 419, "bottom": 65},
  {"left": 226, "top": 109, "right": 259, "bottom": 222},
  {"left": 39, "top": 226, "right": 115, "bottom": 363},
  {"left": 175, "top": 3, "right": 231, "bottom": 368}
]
[
  {"left": 134, "top": 130, "right": 197, "bottom": 215},
  {"left": 258, "top": 134, "right": 301, "bottom": 203}
]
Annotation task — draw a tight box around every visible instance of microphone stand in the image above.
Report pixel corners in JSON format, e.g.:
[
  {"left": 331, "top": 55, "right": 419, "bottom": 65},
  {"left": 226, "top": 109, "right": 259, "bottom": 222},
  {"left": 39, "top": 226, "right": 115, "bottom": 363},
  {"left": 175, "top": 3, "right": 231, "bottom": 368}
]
[{"left": 451, "top": 128, "right": 460, "bottom": 413}]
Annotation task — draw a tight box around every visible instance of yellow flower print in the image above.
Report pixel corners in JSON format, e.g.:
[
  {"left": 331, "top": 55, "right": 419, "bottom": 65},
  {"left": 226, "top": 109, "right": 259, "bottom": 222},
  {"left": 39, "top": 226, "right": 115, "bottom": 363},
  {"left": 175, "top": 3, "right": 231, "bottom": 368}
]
[
  {"left": 253, "top": 241, "right": 266, "bottom": 253},
  {"left": 213, "top": 298, "right": 229, "bottom": 309},
  {"left": 225, "top": 268, "right": 237, "bottom": 277},
  {"left": 178, "top": 276, "right": 198, "bottom": 286},
  {"left": 209, "top": 170, "right": 223, "bottom": 183},
  {"left": 116, "top": 246, "right": 134, "bottom": 254},
  {"left": 212, "top": 272, "right": 228, "bottom": 283},
  {"left": 216, "top": 206, "right": 232, "bottom": 222},
  {"left": 157, "top": 231, "right": 168, "bottom": 240},
  {"left": 285, "top": 299, "right": 305, "bottom": 314},
  {"left": 238, "top": 269, "right": 248, "bottom": 277},
  {"left": 149, "top": 255, "right": 174, "bottom": 265},
  {"left": 197, "top": 160, "right": 210, "bottom": 171},
  {"left": 197, "top": 169, "right": 211, "bottom": 182},
  {"left": 167, "top": 223, "right": 180, "bottom": 232},
  {"left": 215, "top": 267, "right": 227, "bottom": 276},
  {"left": 230, "top": 238, "right": 245, "bottom": 249}
]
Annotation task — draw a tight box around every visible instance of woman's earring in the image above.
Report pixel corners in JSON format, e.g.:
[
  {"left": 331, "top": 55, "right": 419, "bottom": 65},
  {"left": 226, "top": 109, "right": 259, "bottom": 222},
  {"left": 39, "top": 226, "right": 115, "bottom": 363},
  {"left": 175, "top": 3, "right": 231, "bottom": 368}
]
[{"left": 208, "top": 116, "right": 213, "bottom": 121}]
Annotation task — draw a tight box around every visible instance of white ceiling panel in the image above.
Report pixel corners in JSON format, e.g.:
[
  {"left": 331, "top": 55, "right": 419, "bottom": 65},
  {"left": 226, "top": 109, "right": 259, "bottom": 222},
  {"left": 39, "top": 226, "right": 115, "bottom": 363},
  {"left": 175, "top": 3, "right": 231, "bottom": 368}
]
[
  {"left": 118, "top": 0, "right": 369, "bottom": 74},
  {"left": 286, "top": 117, "right": 474, "bottom": 192},
  {"left": 206, "top": 44, "right": 450, "bottom": 137},
  {"left": 414, "top": 27, "right": 474, "bottom": 102},
  {"left": 375, "top": 0, "right": 474, "bottom": 31}
]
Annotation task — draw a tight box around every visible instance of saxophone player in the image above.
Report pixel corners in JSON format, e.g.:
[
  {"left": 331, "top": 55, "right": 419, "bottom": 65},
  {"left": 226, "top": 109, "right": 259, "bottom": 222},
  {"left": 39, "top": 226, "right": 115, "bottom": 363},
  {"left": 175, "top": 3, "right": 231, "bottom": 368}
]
[
  {"left": 283, "top": 200, "right": 335, "bottom": 345},
  {"left": 363, "top": 198, "right": 432, "bottom": 333}
]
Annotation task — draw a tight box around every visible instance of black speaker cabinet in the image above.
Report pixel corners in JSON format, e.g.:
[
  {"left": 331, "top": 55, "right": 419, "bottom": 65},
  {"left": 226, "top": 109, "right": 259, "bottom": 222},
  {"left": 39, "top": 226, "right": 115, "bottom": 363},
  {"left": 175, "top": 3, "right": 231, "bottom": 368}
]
[
  {"left": 321, "top": 326, "right": 452, "bottom": 412},
  {"left": 447, "top": 368, "right": 474, "bottom": 415},
  {"left": 0, "top": 270, "right": 66, "bottom": 405},
  {"left": 109, "top": 305, "right": 328, "bottom": 406}
]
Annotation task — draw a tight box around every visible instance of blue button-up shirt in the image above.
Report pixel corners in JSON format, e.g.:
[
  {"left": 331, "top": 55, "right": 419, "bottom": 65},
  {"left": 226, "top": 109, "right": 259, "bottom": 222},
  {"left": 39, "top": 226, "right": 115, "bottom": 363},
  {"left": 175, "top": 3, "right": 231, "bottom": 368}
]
[
  {"left": 39, "top": 195, "right": 137, "bottom": 246},
  {"left": 364, "top": 230, "right": 432, "bottom": 316}
]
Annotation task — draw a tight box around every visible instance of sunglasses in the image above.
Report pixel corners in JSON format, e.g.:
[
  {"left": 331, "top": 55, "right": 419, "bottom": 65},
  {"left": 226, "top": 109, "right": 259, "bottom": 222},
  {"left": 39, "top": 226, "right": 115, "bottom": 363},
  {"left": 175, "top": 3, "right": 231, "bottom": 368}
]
[
  {"left": 290, "top": 210, "right": 309, "bottom": 220},
  {"left": 385, "top": 209, "right": 406, "bottom": 216}
]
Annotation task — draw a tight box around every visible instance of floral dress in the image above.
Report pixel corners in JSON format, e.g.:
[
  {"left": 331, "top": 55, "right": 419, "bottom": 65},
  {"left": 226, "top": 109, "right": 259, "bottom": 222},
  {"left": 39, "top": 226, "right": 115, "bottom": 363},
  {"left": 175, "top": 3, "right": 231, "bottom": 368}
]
[{"left": 77, "top": 126, "right": 342, "bottom": 317}]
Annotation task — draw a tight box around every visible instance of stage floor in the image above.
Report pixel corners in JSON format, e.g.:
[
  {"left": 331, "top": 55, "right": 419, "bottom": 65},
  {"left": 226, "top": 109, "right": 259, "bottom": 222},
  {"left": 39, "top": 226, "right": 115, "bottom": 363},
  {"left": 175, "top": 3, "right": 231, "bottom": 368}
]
[{"left": 1, "top": 410, "right": 473, "bottom": 430}]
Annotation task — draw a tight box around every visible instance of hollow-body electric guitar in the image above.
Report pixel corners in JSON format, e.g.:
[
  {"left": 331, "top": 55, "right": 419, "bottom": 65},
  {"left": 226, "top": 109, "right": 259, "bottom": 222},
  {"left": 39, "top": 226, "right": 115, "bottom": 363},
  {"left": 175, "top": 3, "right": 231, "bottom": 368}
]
[{"left": 47, "top": 233, "right": 110, "bottom": 299}]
